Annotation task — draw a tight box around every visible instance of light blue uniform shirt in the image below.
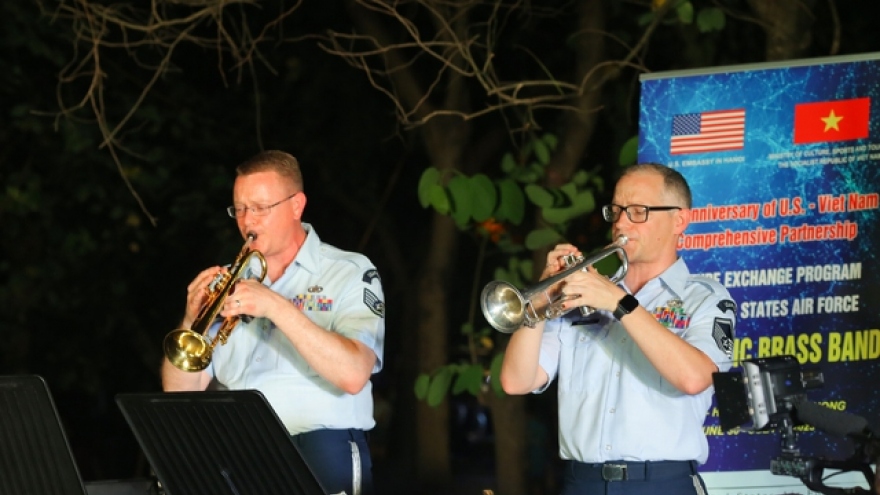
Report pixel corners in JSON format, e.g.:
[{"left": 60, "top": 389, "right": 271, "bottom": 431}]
[
  {"left": 537, "top": 257, "right": 735, "bottom": 464},
  {"left": 207, "top": 223, "right": 385, "bottom": 435}
]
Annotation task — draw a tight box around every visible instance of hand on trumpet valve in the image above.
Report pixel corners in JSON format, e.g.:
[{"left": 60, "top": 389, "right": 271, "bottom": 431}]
[
  {"left": 542, "top": 243, "right": 581, "bottom": 279},
  {"left": 556, "top": 289, "right": 582, "bottom": 310}
]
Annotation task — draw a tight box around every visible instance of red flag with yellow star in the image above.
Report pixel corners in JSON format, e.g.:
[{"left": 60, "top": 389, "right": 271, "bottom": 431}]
[{"left": 793, "top": 97, "right": 870, "bottom": 144}]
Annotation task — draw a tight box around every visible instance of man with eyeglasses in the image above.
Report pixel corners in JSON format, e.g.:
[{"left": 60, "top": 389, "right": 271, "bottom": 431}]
[
  {"left": 161, "top": 150, "right": 385, "bottom": 495},
  {"left": 501, "top": 163, "right": 736, "bottom": 495}
]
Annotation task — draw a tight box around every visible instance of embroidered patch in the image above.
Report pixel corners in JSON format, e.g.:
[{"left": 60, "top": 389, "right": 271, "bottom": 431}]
[
  {"left": 652, "top": 305, "right": 691, "bottom": 329},
  {"left": 717, "top": 299, "right": 737, "bottom": 315},
  {"left": 363, "top": 288, "right": 385, "bottom": 318},
  {"left": 713, "top": 317, "right": 734, "bottom": 358},
  {"left": 363, "top": 269, "right": 381, "bottom": 284},
  {"left": 291, "top": 294, "right": 333, "bottom": 311}
]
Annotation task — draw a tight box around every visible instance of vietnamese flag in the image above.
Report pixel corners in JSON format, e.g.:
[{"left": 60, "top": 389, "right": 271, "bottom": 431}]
[{"left": 794, "top": 97, "right": 870, "bottom": 144}]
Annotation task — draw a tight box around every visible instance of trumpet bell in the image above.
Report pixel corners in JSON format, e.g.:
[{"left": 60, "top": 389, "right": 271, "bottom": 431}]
[
  {"left": 480, "top": 281, "right": 529, "bottom": 334},
  {"left": 480, "top": 235, "right": 629, "bottom": 332},
  {"left": 163, "top": 329, "right": 212, "bottom": 372}
]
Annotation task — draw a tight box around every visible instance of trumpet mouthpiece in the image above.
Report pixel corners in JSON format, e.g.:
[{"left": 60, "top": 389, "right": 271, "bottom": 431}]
[{"left": 616, "top": 234, "right": 629, "bottom": 246}]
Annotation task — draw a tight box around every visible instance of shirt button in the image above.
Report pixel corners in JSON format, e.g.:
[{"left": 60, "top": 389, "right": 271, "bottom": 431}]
[
  {"left": 605, "top": 445, "right": 612, "bottom": 451},
  {"left": 609, "top": 408, "right": 616, "bottom": 414},
  {"left": 255, "top": 357, "right": 262, "bottom": 362}
]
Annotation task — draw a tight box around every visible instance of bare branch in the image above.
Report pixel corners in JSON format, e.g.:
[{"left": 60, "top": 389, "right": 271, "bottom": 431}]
[
  {"left": 35, "top": 0, "right": 306, "bottom": 225},
  {"left": 320, "top": 0, "right": 653, "bottom": 131}
]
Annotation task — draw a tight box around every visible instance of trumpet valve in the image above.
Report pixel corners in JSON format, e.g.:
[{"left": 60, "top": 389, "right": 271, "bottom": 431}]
[
  {"left": 207, "top": 271, "right": 231, "bottom": 293},
  {"left": 561, "top": 253, "right": 584, "bottom": 269}
]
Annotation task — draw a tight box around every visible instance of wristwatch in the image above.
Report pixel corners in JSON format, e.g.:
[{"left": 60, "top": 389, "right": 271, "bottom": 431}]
[{"left": 613, "top": 294, "right": 639, "bottom": 320}]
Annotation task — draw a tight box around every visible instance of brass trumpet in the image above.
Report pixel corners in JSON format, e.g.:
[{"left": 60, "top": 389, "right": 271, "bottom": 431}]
[
  {"left": 163, "top": 234, "right": 268, "bottom": 371},
  {"left": 480, "top": 235, "right": 628, "bottom": 333}
]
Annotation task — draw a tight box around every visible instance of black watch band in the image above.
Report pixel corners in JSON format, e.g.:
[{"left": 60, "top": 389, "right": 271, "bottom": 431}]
[{"left": 613, "top": 294, "right": 639, "bottom": 320}]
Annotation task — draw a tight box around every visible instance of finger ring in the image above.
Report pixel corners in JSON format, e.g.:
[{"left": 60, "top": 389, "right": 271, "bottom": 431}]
[{"left": 236, "top": 299, "right": 241, "bottom": 308}]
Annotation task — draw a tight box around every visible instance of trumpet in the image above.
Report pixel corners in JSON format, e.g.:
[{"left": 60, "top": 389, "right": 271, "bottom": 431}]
[
  {"left": 480, "top": 235, "right": 628, "bottom": 333},
  {"left": 163, "top": 233, "right": 268, "bottom": 371}
]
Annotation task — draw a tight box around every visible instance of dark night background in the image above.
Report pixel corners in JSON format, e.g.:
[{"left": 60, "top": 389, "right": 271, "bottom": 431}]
[{"left": 2, "top": 1, "right": 880, "bottom": 494}]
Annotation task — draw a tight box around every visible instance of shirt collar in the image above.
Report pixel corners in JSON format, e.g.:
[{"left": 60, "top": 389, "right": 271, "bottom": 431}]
[
  {"left": 622, "top": 257, "right": 690, "bottom": 298},
  {"left": 655, "top": 257, "right": 689, "bottom": 298},
  {"left": 290, "top": 222, "right": 321, "bottom": 275}
]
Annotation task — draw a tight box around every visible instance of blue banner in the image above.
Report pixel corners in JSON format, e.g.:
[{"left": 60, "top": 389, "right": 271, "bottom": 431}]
[{"left": 639, "top": 53, "right": 880, "bottom": 492}]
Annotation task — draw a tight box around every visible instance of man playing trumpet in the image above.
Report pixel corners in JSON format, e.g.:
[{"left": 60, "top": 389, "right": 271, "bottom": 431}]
[
  {"left": 501, "top": 163, "right": 736, "bottom": 495},
  {"left": 162, "top": 150, "right": 385, "bottom": 495}
]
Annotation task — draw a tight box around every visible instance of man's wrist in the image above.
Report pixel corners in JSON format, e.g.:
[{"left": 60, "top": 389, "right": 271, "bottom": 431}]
[{"left": 613, "top": 294, "right": 639, "bottom": 320}]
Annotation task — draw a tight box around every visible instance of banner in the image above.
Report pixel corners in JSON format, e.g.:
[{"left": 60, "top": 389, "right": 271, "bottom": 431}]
[{"left": 639, "top": 53, "right": 880, "bottom": 494}]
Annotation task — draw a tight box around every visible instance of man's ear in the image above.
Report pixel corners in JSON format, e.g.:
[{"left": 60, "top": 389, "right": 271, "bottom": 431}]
[
  {"left": 293, "top": 192, "right": 308, "bottom": 219},
  {"left": 674, "top": 208, "right": 691, "bottom": 235}
]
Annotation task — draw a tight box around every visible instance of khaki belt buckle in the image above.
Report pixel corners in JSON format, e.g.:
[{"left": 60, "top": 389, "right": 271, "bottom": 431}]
[{"left": 601, "top": 463, "right": 628, "bottom": 481}]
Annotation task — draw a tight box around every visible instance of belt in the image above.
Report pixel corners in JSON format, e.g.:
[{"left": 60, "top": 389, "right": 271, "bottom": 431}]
[{"left": 568, "top": 460, "right": 697, "bottom": 482}]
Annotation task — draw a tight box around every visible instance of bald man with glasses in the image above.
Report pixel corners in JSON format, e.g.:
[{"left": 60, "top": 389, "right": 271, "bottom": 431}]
[
  {"left": 162, "top": 150, "right": 385, "bottom": 495},
  {"left": 501, "top": 163, "right": 736, "bottom": 495}
]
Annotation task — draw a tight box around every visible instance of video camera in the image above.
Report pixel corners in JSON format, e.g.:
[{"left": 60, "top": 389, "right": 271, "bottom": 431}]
[{"left": 712, "top": 355, "right": 878, "bottom": 495}]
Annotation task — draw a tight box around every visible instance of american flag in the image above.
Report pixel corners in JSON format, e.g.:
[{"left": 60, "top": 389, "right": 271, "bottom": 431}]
[{"left": 670, "top": 108, "right": 745, "bottom": 155}]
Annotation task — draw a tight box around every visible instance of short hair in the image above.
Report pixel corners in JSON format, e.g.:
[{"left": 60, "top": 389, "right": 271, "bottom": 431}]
[
  {"left": 622, "top": 163, "right": 692, "bottom": 208},
  {"left": 235, "top": 150, "right": 304, "bottom": 192}
]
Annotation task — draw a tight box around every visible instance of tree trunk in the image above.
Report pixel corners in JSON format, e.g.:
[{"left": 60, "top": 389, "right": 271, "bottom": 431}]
[
  {"left": 746, "top": 0, "right": 818, "bottom": 61},
  {"left": 414, "top": 212, "right": 457, "bottom": 492},
  {"left": 487, "top": 392, "right": 529, "bottom": 495}
]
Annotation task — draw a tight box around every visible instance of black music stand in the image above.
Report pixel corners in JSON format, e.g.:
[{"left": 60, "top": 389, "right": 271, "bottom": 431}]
[
  {"left": 115, "top": 390, "right": 327, "bottom": 495},
  {"left": 0, "top": 375, "right": 88, "bottom": 495}
]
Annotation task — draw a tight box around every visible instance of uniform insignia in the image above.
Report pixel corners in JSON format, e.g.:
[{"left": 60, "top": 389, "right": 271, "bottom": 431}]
[
  {"left": 713, "top": 317, "right": 734, "bottom": 358},
  {"left": 717, "top": 299, "right": 737, "bottom": 315},
  {"left": 667, "top": 299, "right": 684, "bottom": 308},
  {"left": 291, "top": 294, "right": 333, "bottom": 311},
  {"left": 363, "top": 288, "right": 385, "bottom": 318},
  {"left": 652, "top": 304, "right": 691, "bottom": 329},
  {"left": 363, "top": 269, "right": 381, "bottom": 284},
  {"left": 308, "top": 285, "right": 323, "bottom": 293}
]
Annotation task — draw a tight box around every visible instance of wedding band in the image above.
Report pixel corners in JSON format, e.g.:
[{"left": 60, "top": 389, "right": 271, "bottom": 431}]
[{"left": 236, "top": 299, "right": 241, "bottom": 308}]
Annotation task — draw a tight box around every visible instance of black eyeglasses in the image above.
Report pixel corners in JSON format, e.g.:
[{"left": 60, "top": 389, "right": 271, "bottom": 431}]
[
  {"left": 227, "top": 193, "right": 297, "bottom": 218},
  {"left": 602, "top": 204, "right": 682, "bottom": 224}
]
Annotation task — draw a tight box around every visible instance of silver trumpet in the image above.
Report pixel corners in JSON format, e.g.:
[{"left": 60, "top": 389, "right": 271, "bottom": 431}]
[{"left": 480, "top": 235, "right": 629, "bottom": 333}]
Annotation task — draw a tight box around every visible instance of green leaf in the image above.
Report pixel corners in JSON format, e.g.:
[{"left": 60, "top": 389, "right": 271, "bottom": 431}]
[
  {"left": 525, "top": 184, "right": 569, "bottom": 208},
  {"left": 428, "top": 184, "right": 451, "bottom": 214},
  {"left": 518, "top": 259, "right": 534, "bottom": 282},
  {"left": 676, "top": 1, "right": 694, "bottom": 24},
  {"left": 460, "top": 322, "right": 474, "bottom": 336},
  {"left": 453, "top": 364, "right": 484, "bottom": 396},
  {"left": 500, "top": 152, "right": 517, "bottom": 173},
  {"left": 541, "top": 133, "right": 559, "bottom": 150},
  {"left": 543, "top": 189, "right": 595, "bottom": 224},
  {"left": 619, "top": 135, "right": 639, "bottom": 166},
  {"left": 427, "top": 367, "right": 454, "bottom": 406},
  {"left": 571, "top": 169, "right": 589, "bottom": 187},
  {"left": 525, "top": 184, "right": 553, "bottom": 208},
  {"left": 533, "top": 138, "right": 551, "bottom": 165},
  {"left": 418, "top": 167, "right": 441, "bottom": 208},
  {"left": 525, "top": 228, "right": 564, "bottom": 250},
  {"left": 489, "top": 353, "right": 506, "bottom": 397},
  {"left": 469, "top": 174, "right": 497, "bottom": 222},
  {"left": 448, "top": 175, "right": 473, "bottom": 227},
  {"left": 497, "top": 178, "right": 525, "bottom": 225},
  {"left": 637, "top": 11, "right": 655, "bottom": 27},
  {"left": 696, "top": 7, "right": 725, "bottom": 33},
  {"left": 414, "top": 373, "right": 431, "bottom": 400}
]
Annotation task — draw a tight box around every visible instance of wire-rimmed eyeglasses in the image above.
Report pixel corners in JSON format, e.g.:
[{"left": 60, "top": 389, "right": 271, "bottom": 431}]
[
  {"left": 601, "top": 204, "right": 682, "bottom": 224},
  {"left": 227, "top": 193, "right": 297, "bottom": 218}
]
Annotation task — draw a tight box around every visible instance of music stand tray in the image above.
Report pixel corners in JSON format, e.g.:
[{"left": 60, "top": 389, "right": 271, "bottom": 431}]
[
  {"left": 115, "top": 389, "right": 327, "bottom": 495},
  {"left": 0, "top": 375, "right": 88, "bottom": 495}
]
